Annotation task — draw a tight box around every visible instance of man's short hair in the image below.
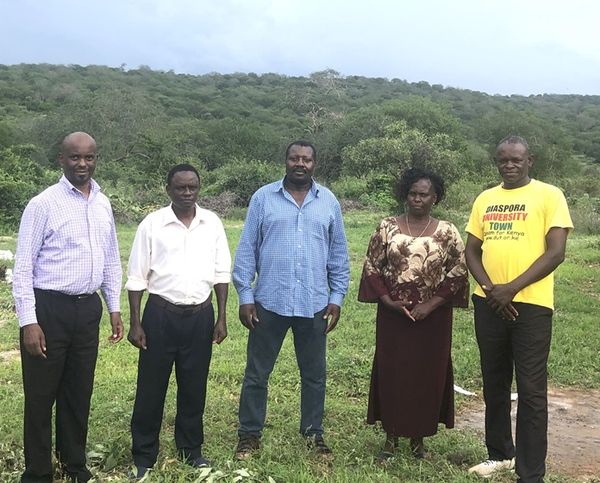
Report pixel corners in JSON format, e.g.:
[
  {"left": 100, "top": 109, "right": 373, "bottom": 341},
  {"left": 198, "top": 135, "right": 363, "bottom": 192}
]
[
  {"left": 497, "top": 135, "right": 529, "bottom": 152},
  {"left": 285, "top": 140, "right": 317, "bottom": 161},
  {"left": 166, "top": 164, "right": 200, "bottom": 185}
]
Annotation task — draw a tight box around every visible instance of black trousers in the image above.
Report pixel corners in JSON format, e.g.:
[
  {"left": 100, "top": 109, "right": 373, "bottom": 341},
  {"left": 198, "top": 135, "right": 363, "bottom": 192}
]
[
  {"left": 473, "top": 295, "right": 553, "bottom": 483},
  {"left": 131, "top": 297, "right": 214, "bottom": 468},
  {"left": 20, "top": 289, "right": 101, "bottom": 483}
]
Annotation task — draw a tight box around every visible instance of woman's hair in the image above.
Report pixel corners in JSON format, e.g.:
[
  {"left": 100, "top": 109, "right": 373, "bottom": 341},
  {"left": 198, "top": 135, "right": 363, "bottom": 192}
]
[{"left": 394, "top": 167, "right": 445, "bottom": 205}]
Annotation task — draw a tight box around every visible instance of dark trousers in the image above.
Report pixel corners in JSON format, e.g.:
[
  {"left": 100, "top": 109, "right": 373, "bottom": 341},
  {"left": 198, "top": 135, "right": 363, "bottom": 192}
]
[
  {"left": 238, "top": 304, "right": 327, "bottom": 437},
  {"left": 131, "top": 298, "right": 214, "bottom": 468},
  {"left": 473, "top": 295, "right": 553, "bottom": 483},
  {"left": 20, "top": 289, "right": 101, "bottom": 483}
]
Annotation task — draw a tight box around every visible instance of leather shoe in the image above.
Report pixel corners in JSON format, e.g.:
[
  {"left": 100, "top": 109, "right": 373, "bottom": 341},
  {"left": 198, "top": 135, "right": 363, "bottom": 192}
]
[
  {"left": 186, "top": 455, "right": 212, "bottom": 468},
  {"left": 131, "top": 465, "right": 149, "bottom": 480}
]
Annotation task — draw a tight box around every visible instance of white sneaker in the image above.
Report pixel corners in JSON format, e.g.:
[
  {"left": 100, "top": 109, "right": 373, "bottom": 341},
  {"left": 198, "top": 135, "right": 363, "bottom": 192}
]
[{"left": 468, "top": 458, "right": 515, "bottom": 478}]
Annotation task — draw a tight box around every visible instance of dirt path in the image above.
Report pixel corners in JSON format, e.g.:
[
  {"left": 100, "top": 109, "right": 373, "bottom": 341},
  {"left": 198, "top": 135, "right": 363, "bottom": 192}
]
[{"left": 457, "top": 387, "right": 600, "bottom": 481}]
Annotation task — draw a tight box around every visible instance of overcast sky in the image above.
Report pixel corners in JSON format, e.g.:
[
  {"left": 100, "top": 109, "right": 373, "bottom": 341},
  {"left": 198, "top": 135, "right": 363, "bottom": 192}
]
[{"left": 2, "top": 0, "right": 600, "bottom": 95}]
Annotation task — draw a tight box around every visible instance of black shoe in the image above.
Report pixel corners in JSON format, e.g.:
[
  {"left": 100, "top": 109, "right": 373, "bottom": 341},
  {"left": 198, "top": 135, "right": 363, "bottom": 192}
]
[
  {"left": 65, "top": 467, "right": 93, "bottom": 482},
  {"left": 307, "top": 435, "right": 332, "bottom": 455},
  {"left": 186, "top": 455, "right": 212, "bottom": 468},
  {"left": 235, "top": 434, "right": 261, "bottom": 460},
  {"left": 131, "top": 465, "right": 149, "bottom": 481}
]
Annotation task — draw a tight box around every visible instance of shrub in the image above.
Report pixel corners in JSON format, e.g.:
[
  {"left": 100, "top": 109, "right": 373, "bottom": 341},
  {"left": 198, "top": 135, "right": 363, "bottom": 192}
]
[{"left": 203, "top": 158, "right": 280, "bottom": 206}]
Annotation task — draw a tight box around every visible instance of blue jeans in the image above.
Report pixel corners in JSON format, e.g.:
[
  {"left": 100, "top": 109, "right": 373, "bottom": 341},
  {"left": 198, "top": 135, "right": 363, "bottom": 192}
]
[{"left": 238, "top": 303, "right": 327, "bottom": 437}]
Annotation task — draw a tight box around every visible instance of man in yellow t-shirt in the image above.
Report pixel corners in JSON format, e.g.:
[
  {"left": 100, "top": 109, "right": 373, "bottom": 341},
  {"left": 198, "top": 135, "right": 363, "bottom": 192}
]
[{"left": 465, "top": 135, "right": 573, "bottom": 483}]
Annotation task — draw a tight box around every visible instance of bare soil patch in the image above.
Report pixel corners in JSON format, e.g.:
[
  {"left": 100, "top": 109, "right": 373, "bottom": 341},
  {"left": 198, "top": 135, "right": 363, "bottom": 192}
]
[{"left": 457, "top": 387, "right": 600, "bottom": 481}]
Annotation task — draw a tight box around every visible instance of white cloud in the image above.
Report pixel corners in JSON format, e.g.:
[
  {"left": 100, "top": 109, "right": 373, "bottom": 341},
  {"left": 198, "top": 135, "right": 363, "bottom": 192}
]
[{"left": 1, "top": 0, "right": 599, "bottom": 94}]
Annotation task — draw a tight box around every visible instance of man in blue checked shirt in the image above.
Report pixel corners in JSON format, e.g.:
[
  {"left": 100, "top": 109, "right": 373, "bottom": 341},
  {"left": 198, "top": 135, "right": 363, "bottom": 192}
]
[
  {"left": 233, "top": 140, "right": 350, "bottom": 459},
  {"left": 13, "top": 132, "right": 123, "bottom": 483}
]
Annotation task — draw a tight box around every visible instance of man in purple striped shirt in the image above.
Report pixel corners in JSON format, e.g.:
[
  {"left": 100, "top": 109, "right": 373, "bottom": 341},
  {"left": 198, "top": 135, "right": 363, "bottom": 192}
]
[{"left": 12, "top": 132, "right": 124, "bottom": 483}]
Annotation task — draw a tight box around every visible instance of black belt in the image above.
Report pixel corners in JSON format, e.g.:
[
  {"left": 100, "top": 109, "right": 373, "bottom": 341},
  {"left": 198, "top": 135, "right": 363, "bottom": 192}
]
[
  {"left": 39, "top": 289, "right": 95, "bottom": 301},
  {"left": 148, "top": 293, "right": 212, "bottom": 315}
]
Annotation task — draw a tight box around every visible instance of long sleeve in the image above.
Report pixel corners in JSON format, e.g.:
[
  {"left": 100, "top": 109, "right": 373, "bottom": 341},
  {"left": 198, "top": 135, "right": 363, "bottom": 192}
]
[
  {"left": 100, "top": 212, "right": 122, "bottom": 313},
  {"left": 214, "top": 217, "right": 232, "bottom": 284},
  {"left": 125, "top": 218, "right": 152, "bottom": 292},
  {"left": 326, "top": 201, "right": 350, "bottom": 306},
  {"left": 232, "top": 193, "right": 261, "bottom": 305},
  {"left": 12, "top": 200, "right": 46, "bottom": 327}
]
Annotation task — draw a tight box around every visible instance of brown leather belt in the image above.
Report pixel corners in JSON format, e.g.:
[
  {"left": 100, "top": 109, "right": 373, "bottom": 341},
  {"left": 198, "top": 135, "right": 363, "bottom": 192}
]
[{"left": 148, "top": 293, "right": 212, "bottom": 315}]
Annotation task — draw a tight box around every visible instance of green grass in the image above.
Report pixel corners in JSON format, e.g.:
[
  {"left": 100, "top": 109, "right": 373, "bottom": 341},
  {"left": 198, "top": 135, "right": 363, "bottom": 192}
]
[{"left": 0, "top": 211, "right": 598, "bottom": 482}]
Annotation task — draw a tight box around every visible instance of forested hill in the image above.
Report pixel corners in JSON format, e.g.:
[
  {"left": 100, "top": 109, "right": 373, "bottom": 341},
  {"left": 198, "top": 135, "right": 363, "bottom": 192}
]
[{"left": 1, "top": 64, "right": 599, "bottom": 228}]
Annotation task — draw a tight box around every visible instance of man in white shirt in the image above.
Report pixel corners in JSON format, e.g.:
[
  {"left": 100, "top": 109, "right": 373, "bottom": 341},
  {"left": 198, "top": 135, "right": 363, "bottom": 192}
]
[{"left": 125, "top": 164, "right": 231, "bottom": 479}]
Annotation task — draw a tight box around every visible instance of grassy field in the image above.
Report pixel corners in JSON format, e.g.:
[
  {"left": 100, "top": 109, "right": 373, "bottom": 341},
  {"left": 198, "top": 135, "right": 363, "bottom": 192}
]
[{"left": 0, "top": 210, "right": 598, "bottom": 482}]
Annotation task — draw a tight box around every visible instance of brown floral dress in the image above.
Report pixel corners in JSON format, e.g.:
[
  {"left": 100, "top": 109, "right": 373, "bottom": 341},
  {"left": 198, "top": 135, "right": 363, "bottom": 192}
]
[{"left": 358, "top": 217, "right": 468, "bottom": 437}]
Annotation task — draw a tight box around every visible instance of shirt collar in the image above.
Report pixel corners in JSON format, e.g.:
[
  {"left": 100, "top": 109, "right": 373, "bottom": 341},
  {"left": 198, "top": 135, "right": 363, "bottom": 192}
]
[
  {"left": 161, "top": 203, "right": 206, "bottom": 228},
  {"left": 59, "top": 175, "right": 100, "bottom": 197},
  {"left": 277, "top": 177, "right": 320, "bottom": 196}
]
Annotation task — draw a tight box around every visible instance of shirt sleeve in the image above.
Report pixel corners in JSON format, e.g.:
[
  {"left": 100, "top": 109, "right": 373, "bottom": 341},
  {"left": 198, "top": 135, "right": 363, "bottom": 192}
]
[
  {"left": 214, "top": 217, "right": 232, "bottom": 284},
  {"left": 431, "top": 223, "right": 469, "bottom": 308},
  {"left": 465, "top": 194, "right": 484, "bottom": 240},
  {"left": 232, "top": 193, "right": 262, "bottom": 305},
  {"left": 545, "top": 187, "right": 574, "bottom": 233},
  {"left": 357, "top": 219, "right": 390, "bottom": 303},
  {"left": 100, "top": 207, "right": 122, "bottom": 313},
  {"left": 326, "top": 199, "right": 350, "bottom": 307},
  {"left": 12, "top": 199, "right": 47, "bottom": 327},
  {"left": 125, "top": 217, "right": 152, "bottom": 292}
]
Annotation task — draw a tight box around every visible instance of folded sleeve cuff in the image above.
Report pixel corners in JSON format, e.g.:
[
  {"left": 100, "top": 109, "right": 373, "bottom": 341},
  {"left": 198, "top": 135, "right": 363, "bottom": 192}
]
[
  {"left": 125, "top": 277, "right": 148, "bottom": 292},
  {"left": 238, "top": 291, "right": 255, "bottom": 306},
  {"left": 328, "top": 292, "right": 345, "bottom": 307}
]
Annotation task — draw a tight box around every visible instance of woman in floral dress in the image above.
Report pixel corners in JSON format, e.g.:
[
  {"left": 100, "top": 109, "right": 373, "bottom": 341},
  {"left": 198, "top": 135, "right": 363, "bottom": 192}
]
[{"left": 358, "top": 167, "right": 468, "bottom": 460}]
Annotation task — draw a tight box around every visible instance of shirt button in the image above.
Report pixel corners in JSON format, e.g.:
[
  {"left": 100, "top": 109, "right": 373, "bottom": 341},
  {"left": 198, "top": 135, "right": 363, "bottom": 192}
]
[
  {"left": 297, "top": 244, "right": 301, "bottom": 248},
  {"left": 297, "top": 280, "right": 300, "bottom": 283},
  {"left": 298, "top": 228, "right": 302, "bottom": 232}
]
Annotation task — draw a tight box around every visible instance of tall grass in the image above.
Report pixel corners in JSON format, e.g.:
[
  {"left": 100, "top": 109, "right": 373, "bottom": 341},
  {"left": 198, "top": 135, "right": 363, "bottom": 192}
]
[{"left": 0, "top": 211, "right": 597, "bottom": 482}]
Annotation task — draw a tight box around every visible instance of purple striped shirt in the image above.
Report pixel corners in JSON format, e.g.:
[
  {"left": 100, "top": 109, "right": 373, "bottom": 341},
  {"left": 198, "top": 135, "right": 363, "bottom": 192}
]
[{"left": 12, "top": 176, "right": 122, "bottom": 327}]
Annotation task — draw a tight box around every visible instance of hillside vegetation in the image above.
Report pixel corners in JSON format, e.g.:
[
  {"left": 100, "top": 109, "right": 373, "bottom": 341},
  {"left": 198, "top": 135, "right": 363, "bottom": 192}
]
[{"left": 1, "top": 64, "right": 599, "bottom": 230}]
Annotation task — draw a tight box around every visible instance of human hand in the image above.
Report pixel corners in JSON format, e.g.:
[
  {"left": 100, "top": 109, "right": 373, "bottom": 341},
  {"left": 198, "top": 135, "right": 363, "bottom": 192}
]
[
  {"left": 410, "top": 301, "right": 434, "bottom": 321},
  {"left": 381, "top": 296, "right": 415, "bottom": 321},
  {"left": 213, "top": 319, "right": 227, "bottom": 344},
  {"left": 23, "top": 323, "right": 47, "bottom": 358},
  {"left": 323, "top": 304, "right": 341, "bottom": 334},
  {"left": 109, "top": 312, "right": 124, "bottom": 343},
  {"left": 239, "top": 304, "right": 259, "bottom": 330},
  {"left": 127, "top": 324, "right": 147, "bottom": 350},
  {"left": 482, "top": 284, "right": 519, "bottom": 321}
]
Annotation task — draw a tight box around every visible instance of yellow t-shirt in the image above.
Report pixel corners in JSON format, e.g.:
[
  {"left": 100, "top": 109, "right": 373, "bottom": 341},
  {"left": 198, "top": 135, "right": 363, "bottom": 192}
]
[{"left": 466, "top": 179, "right": 573, "bottom": 309}]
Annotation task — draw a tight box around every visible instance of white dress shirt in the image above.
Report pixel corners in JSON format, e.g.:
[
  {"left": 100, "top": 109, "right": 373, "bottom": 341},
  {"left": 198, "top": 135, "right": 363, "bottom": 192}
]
[{"left": 125, "top": 204, "right": 231, "bottom": 305}]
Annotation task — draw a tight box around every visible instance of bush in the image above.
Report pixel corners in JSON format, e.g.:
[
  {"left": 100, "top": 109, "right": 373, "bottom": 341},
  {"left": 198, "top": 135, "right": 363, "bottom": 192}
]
[
  {"left": 566, "top": 193, "right": 600, "bottom": 235},
  {"left": 330, "top": 176, "right": 368, "bottom": 200},
  {"left": 203, "top": 158, "right": 281, "bottom": 206},
  {"left": 198, "top": 191, "right": 240, "bottom": 217},
  {"left": 0, "top": 145, "right": 56, "bottom": 227}
]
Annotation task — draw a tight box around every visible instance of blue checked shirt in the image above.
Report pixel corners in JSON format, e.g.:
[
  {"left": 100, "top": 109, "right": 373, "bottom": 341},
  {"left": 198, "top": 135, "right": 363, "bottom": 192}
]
[
  {"left": 13, "top": 176, "right": 122, "bottom": 327},
  {"left": 233, "top": 178, "right": 350, "bottom": 318}
]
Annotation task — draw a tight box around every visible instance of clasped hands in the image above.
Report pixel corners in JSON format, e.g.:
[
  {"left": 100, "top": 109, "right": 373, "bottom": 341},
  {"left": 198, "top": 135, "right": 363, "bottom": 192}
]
[
  {"left": 481, "top": 283, "right": 519, "bottom": 321},
  {"left": 381, "top": 296, "right": 433, "bottom": 322}
]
